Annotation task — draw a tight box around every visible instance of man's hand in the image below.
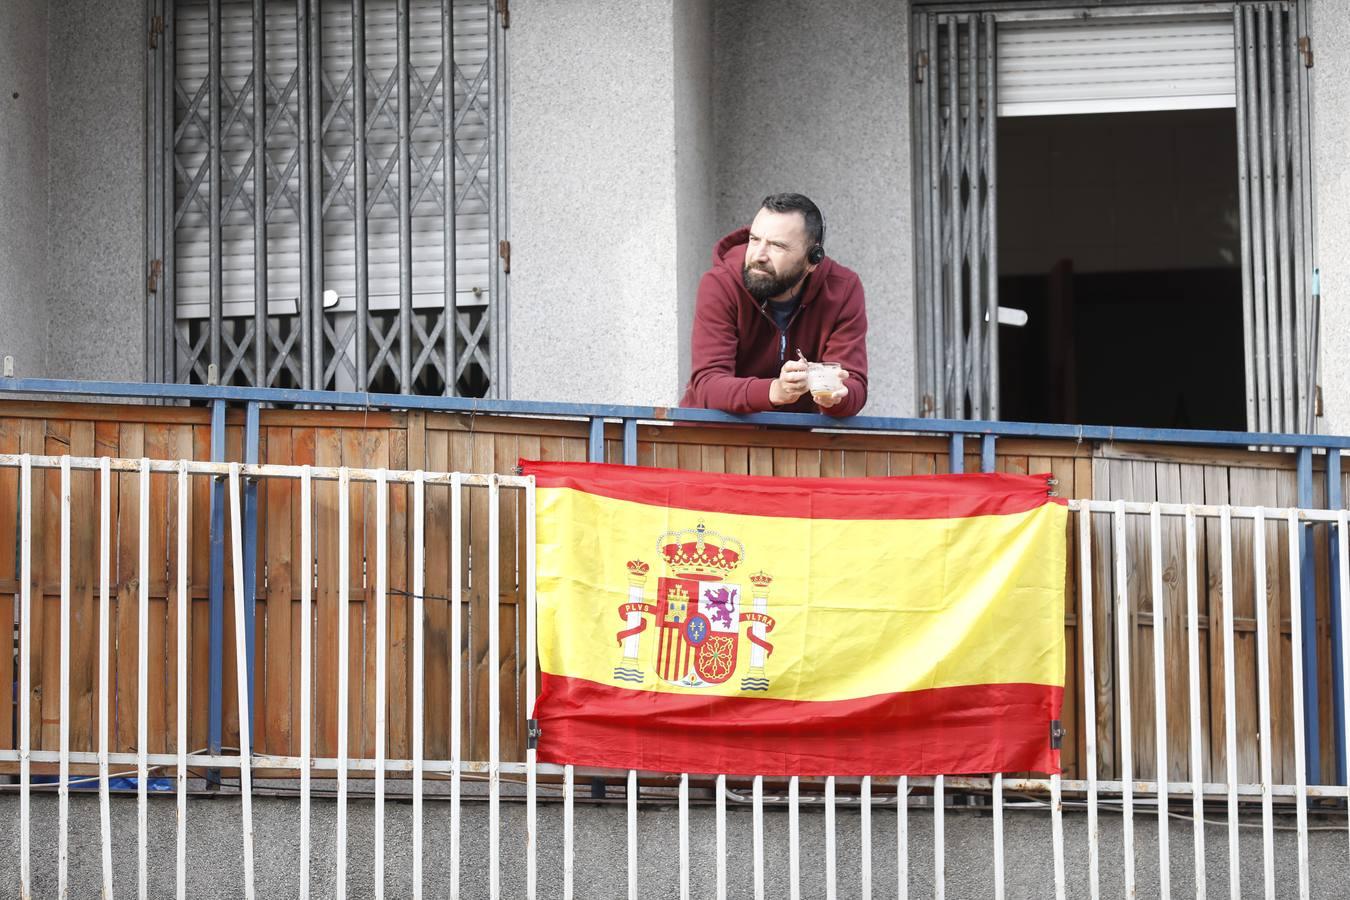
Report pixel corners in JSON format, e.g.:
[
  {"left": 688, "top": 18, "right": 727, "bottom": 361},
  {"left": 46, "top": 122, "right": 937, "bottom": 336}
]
[
  {"left": 769, "top": 359, "right": 809, "bottom": 406},
  {"left": 813, "top": 370, "right": 851, "bottom": 409}
]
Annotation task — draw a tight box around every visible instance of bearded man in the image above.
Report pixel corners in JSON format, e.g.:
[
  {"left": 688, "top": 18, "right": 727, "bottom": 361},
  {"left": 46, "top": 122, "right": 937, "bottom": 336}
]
[{"left": 680, "top": 193, "right": 869, "bottom": 416}]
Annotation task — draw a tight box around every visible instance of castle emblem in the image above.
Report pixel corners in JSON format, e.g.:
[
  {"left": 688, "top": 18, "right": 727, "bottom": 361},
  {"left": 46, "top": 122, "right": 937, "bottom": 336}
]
[{"left": 613, "top": 522, "right": 776, "bottom": 691}]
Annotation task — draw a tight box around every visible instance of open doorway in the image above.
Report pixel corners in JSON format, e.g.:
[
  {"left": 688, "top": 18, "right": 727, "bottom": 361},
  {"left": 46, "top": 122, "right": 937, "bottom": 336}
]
[{"left": 996, "top": 108, "right": 1245, "bottom": 430}]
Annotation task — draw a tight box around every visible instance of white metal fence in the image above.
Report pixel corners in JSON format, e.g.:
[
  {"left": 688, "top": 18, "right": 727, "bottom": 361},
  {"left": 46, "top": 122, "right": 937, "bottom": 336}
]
[{"left": 2, "top": 453, "right": 1349, "bottom": 899}]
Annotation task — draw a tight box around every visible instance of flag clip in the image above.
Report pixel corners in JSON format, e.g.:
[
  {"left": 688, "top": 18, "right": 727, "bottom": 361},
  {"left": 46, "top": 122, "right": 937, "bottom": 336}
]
[
  {"left": 1049, "top": 719, "right": 1065, "bottom": 750},
  {"left": 527, "top": 718, "right": 541, "bottom": 749}
]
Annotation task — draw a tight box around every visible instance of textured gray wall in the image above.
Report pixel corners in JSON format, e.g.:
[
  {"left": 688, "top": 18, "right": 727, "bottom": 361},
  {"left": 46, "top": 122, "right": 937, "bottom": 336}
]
[
  {"left": 0, "top": 0, "right": 50, "bottom": 378},
  {"left": 712, "top": 0, "right": 914, "bottom": 417},
  {"left": 6, "top": 792, "right": 1350, "bottom": 898},
  {"left": 45, "top": 0, "right": 145, "bottom": 383},
  {"left": 507, "top": 0, "right": 687, "bottom": 407},
  {"left": 1310, "top": 0, "right": 1350, "bottom": 437},
  {"left": 673, "top": 0, "right": 715, "bottom": 393}
]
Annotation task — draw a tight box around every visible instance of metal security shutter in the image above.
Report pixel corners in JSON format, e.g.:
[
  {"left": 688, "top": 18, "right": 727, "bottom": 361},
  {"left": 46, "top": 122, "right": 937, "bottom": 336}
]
[
  {"left": 1234, "top": 2, "right": 1316, "bottom": 434},
  {"left": 998, "top": 16, "right": 1237, "bottom": 117},
  {"left": 914, "top": 13, "right": 999, "bottom": 420},
  {"left": 154, "top": 0, "right": 503, "bottom": 395}
]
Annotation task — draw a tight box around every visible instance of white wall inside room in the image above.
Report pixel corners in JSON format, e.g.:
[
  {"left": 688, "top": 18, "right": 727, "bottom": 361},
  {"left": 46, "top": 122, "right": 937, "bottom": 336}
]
[{"left": 711, "top": 0, "right": 914, "bottom": 418}]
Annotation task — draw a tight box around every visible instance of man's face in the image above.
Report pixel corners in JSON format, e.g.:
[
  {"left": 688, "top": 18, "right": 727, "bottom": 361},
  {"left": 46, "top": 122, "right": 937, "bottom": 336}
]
[{"left": 742, "top": 208, "right": 815, "bottom": 302}]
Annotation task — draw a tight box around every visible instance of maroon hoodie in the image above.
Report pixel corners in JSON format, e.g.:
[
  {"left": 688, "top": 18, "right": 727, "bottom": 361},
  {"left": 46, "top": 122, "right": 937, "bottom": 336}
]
[{"left": 681, "top": 228, "right": 869, "bottom": 416}]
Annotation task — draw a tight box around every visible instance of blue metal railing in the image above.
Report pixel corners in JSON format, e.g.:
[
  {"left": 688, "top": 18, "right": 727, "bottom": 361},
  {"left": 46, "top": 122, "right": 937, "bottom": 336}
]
[{"left": 1, "top": 375, "right": 1346, "bottom": 784}]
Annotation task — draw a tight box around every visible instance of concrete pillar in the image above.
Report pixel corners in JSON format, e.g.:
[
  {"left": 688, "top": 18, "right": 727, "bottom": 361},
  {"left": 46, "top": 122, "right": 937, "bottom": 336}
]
[
  {"left": 0, "top": 0, "right": 50, "bottom": 378},
  {"left": 46, "top": 0, "right": 145, "bottom": 383},
  {"left": 1310, "top": 0, "right": 1350, "bottom": 437},
  {"left": 507, "top": 0, "right": 713, "bottom": 407}
]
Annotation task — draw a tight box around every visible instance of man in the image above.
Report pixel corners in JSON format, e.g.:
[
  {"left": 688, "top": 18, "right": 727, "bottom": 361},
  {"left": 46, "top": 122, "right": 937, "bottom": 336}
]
[{"left": 681, "top": 193, "right": 868, "bottom": 416}]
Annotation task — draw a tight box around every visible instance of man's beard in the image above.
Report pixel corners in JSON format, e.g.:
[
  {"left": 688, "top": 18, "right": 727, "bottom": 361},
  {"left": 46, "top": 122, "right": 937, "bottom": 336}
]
[{"left": 742, "top": 259, "right": 807, "bottom": 302}]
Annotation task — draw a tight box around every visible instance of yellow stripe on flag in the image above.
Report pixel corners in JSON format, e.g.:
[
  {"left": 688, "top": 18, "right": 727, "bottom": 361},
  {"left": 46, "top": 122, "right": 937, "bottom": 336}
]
[{"left": 536, "top": 484, "right": 1067, "bottom": 703}]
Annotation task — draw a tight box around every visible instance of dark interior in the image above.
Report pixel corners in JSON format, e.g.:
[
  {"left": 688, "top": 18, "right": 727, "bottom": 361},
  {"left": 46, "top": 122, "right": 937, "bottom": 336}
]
[{"left": 995, "top": 108, "right": 1245, "bottom": 430}]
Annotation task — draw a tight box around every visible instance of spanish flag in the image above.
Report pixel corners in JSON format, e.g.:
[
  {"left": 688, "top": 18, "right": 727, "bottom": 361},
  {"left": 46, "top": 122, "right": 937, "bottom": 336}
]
[{"left": 523, "top": 460, "right": 1067, "bottom": 778}]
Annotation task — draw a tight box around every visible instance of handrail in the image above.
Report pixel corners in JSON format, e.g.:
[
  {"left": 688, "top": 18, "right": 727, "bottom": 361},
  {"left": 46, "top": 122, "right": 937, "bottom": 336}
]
[{"left": 2, "top": 375, "right": 1348, "bottom": 451}]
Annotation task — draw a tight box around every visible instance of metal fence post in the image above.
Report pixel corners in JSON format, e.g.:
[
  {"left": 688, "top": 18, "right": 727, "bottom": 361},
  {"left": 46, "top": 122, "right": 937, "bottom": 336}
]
[
  {"left": 622, "top": 418, "right": 638, "bottom": 466},
  {"left": 588, "top": 417, "right": 606, "bottom": 464},
  {"left": 1297, "top": 446, "right": 1320, "bottom": 782},
  {"left": 1330, "top": 449, "right": 1346, "bottom": 785},
  {"left": 207, "top": 399, "right": 227, "bottom": 784},
  {"left": 242, "top": 401, "right": 260, "bottom": 746},
  {"left": 980, "top": 434, "right": 996, "bottom": 474}
]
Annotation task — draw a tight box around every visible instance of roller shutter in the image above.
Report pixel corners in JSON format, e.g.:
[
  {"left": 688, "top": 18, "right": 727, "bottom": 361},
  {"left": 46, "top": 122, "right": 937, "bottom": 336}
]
[{"left": 997, "top": 16, "right": 1237, "bottom": 117}]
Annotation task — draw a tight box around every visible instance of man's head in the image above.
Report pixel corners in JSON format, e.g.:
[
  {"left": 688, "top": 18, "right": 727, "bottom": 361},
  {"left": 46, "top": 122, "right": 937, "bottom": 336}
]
[{"left": 742, "top": 193, "right": 826, "bottom": 303}]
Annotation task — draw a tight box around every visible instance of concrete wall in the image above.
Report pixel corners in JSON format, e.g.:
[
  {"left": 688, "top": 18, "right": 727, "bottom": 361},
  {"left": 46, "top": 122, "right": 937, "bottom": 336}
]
[
  {"left": 45, "top": 0, "right": 145, "bottom": 383},
  {"left": 711, "top": 0, "right": 914, "bottom": 417},
  {"left": 7, "top": 792, "right": 1350, "bottom": 898},
  {"left": 507, "top": 0, "right": 695, "bottom": 408},
  {"left": 0, "top": 0, "right": 143, "bottom": 384},
  {"left": 1310, "top": 0, "right": 1350, "bottom": 437},
  {"left": 0, "top": 0, "right": 50, "bottom": 379}
]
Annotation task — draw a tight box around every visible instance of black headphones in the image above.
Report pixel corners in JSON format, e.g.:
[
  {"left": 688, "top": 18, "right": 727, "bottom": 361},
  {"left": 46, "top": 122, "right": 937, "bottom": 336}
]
[{"left": 808, "top": 214, "right": 827, "bottom": 265}]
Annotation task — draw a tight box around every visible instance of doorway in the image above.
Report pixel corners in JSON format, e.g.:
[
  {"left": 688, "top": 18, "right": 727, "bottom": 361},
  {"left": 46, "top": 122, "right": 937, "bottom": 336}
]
[{"left": 996, "top": 109, "right": 1246, "bottom": 430}]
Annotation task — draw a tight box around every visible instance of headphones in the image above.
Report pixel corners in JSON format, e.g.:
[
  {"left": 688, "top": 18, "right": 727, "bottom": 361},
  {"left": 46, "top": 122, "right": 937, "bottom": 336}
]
[{"left": 807, "top": 214, "right": 827, "bottom": 265}]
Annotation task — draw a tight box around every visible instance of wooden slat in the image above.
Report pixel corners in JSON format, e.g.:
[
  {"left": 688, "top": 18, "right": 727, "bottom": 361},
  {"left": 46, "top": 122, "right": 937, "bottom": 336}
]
[
  {"left": 1090, "top": 456, "right": 1116, "bottom": 778},
  {"left": 0, "top": 417, "right": 19, "bottom": 749},
  {"left": 114, "top": 422, "right": 144, "bottom": 755},
  {"left": 145, "top": 424, "right": 175, "bottom": 755},
  {"left": 493, "top": 431, "right": 521, "bottom": 760},
  {"left": 1202, "top": 463, "right": 1231, "bottom": 782},
  {"left": 189, "top": 424, "right": 212, "bottom": 752},
  {"left": 423, "top": 428, "right": 451, "bottom": 760},
  {"left": 1229, "top": 465, "right": 1271, "bottom": 783},
  {"left": 37, "top": 419, "right": 71, "bottom": 753},
  {"left": 263, "top": 427, "right": 295, "bottom": 756},
  {"left": 468, "top": 430, "right": 495, "bottom": 761},
  {"left": 1125, "top": 459, "right": 1157, "bottom": 780},
  {"left": 1272, "top": 466, "right": 1298, "bottom": 784},
  {"left": 168, "top": 425, "right": 195, "bottom": 754},
  {"left": 343, "top": 426, "right": 382, "bottom": 758},
  {"left": 1052, "top": 455, "right": 1080, "bottom": 779},
  {"left": 1154, "top": 462, "right": 1190, "bottom": 780},
  {"left": 313, "top": 427, "right": 342, "bottom": 757},
  {"left": 66, "top": 422, "right": 97, "bottom": 754},
  {"left": 289, "top": 427, "right": 315, "bottom": 760},
  {"left": 388, "top": 422, "right": 411, "bottom": 760}
]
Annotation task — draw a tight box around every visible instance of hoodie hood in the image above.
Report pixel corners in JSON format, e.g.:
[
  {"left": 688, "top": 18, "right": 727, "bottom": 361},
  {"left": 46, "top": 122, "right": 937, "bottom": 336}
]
[{"left": 711, "top": 227, "right": 834, "bottom": 309}]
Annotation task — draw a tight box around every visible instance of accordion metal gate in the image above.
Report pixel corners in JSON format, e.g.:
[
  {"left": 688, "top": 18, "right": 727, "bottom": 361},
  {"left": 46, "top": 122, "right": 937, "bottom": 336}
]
[{"left": 144, "top": 0, "right": 508, "bottom": 397}]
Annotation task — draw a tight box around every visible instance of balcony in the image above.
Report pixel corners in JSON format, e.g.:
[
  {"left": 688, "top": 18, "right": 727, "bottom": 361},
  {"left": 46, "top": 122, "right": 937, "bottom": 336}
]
[{"left": 0, "top": 376, "right": 1346, "bottom": 897}]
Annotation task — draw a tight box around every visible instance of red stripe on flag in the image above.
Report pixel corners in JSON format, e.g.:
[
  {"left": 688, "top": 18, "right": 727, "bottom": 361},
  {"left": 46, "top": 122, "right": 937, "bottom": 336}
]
[
  {"left": 520, "top": 460, "right": 1063, "bottom": 520},
  {"left": 534, "top": 674, "right": 1062, "bottom": 777}
]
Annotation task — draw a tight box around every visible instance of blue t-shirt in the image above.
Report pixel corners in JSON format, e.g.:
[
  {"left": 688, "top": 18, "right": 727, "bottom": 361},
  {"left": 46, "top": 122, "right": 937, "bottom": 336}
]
[{"left": 766, "top": 293, "right": 801, "bottom": 333}]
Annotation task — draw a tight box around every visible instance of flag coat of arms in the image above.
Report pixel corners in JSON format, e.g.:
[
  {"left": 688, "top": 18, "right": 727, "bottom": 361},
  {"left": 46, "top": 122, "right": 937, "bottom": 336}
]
[{"left": 523, "top": 459, "right": 1068, "bottom": 778}]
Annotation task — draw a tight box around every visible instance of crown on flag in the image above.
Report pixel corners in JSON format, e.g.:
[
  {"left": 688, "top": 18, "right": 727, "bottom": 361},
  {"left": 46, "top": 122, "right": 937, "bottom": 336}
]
[
  {"left": 749, "top": 571, "right": 773, "bottom": 589},
  {"left": 658, "top": 521, "right": 743, "bottom": 581}
]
